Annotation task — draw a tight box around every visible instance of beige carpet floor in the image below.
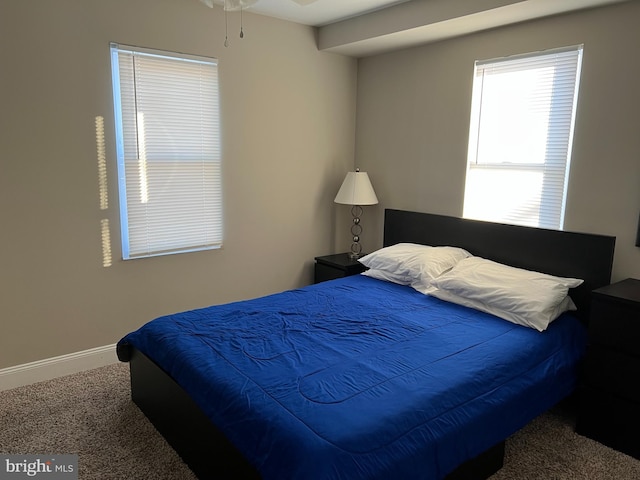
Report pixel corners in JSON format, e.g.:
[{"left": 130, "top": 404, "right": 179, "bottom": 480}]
[{"left": 1, "top": 362, "right": 639, "bottom": 479}]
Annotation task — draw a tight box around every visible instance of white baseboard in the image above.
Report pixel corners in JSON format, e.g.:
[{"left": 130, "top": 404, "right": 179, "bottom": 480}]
[{"left": 0, "top": 344, "right": 119, "bottom": 392}]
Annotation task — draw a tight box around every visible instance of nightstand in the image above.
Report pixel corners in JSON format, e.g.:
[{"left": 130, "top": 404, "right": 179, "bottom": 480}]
[
  {"left": 576, "top": 278, "right": 640, "bottom": 459},
  {"left": 314, "top": 253, "right": 367, "bottom": 284}
]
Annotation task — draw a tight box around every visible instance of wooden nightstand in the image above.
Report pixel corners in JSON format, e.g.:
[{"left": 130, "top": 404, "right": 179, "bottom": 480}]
[
  {"left": 576, "top": 278, "right": 640, "bottom": 459},
  {"left": 314, "top": 253, "right": 367, "bottom": 284}
]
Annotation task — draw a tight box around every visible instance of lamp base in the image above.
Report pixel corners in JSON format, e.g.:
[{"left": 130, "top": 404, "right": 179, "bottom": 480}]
[{"left": 349, "top": 205, "right": 364, "bottom": 259}]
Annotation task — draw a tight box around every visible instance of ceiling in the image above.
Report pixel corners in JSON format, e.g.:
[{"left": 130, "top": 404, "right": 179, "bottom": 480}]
[
  {"left": 246, "top": 0, "right": 409, "bottom": 26},
  {"left": 236, "top": 0, "right": 631, "bottom": 57}
]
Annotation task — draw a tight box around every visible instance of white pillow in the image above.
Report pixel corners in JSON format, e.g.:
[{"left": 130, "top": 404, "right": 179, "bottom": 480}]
[
  {"left": 358, "top": 243, "right": 471, "bottom": 287},
  {"left": 429, "top": 257, "right": 583, "bottom": 331}
]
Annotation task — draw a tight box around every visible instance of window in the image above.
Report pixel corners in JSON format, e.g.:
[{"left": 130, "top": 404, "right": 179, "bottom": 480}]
[
  {"left": 463, "top": 46, "right": 583, "bottom": 230},
  {"left": 110, "top": 44, "right": 222, "bottom": 259}
]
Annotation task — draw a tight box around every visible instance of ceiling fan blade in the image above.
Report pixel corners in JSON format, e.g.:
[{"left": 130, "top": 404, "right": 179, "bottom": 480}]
[{"left": 208, "top": 0, "right": 259, "bottom": 11}]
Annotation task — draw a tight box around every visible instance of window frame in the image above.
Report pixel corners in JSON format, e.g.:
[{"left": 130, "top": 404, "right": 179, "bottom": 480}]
[
  {"left": 110, "top": 43, "right": 223, "bottom": 260},
  {"left": 463, "top": 45, "right": 583, "bottom": 230}
]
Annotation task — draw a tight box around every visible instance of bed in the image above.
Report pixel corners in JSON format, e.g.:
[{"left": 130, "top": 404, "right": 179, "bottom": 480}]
[{"left": 117, "top": 209, "right": 616, "bottom": 480}]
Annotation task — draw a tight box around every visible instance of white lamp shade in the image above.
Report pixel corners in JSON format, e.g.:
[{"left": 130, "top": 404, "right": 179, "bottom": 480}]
[{"left": 334, "top": 171, "right": 378, "bottom": 206}]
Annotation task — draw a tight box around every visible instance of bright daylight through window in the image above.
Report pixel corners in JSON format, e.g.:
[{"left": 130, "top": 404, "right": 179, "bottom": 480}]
[
  {"left": 463, "top": 46, "right": 583, "bottom": 230},
  {"left": 110, "top": 44, "right": 222, "bottom": 259}
]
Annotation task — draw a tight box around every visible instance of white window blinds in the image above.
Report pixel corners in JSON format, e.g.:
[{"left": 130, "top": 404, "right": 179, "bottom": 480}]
[
  {"left": 110, "top": 44, "right": 222, "bottom": 259},
  {"left": 463, "top": 46, "right": 583, "bottom": 230}
]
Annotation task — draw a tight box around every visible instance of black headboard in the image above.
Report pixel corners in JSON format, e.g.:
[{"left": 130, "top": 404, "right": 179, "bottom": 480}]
[{"left": 383, "top": 209, "right": 616, "bottom": 319}]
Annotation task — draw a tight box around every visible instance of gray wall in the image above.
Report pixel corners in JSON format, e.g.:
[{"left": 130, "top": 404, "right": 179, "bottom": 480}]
[
  {"left": 0, "top": 0, "right": 357, "bottom": 368},
  {"left": 355, "top": 1, "right": 640, "bottom": 282},
  {"left": 2, "top": 0, "right": 639, "bottom": 370}
]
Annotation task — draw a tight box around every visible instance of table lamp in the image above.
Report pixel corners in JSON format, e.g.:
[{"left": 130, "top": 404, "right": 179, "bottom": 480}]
[{"left": 334, "top": 169, "right": 378, "bottom": 259}]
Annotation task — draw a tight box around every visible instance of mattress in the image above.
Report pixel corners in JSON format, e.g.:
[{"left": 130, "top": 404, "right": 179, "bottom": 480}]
[{"left": 117, "top": 274, "right": 587, "bottom": 479}]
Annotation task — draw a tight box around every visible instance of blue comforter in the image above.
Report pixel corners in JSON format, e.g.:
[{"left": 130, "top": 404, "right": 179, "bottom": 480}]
[{"left": 117, "top": 275, "right": 587, "bottom": 479}]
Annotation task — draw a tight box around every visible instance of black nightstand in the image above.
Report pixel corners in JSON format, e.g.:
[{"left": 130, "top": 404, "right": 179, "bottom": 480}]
[
  {"left": 314, "top": 253, "right": 367, "bottom": 284},
  {"left": 576, "top": 278, "right": 640, "bottom": 459}
]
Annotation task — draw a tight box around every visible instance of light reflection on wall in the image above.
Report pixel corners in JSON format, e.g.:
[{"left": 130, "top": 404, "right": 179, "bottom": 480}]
[
  {"left": 95, "top": 116, "right": 108, "bottom": 210},
  {"left": 101, "top": 219, "right": 113, "bottom": 268},
  {"left": 96, "top": 116, "right": 112, "bottom": 267}
]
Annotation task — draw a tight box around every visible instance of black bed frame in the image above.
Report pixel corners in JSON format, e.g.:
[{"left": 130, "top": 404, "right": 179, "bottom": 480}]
[
  {"left": 383, "top": 210, "right": 615, "bottom": 320},
  {"left": 125, "top": 210, "right": 616, "bottom": 480}
]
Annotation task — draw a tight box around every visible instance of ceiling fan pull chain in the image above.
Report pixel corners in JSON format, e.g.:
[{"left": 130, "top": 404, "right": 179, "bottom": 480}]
[
  {"left": 224, "top": 1, "right": 229, "bottom": 47},
  {"left": 240, "top": 7, "right": 245, "bottom": 38}
]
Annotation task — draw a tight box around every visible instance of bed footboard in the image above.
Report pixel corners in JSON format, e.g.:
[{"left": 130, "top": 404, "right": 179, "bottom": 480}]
[
  {"left": 129, "top": 348, "right": 260, "bottom": 480},
  {"left": 129, "top": 348, "right": 504, "bottom": 480}
]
